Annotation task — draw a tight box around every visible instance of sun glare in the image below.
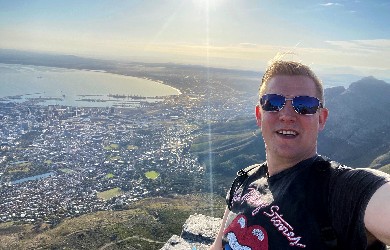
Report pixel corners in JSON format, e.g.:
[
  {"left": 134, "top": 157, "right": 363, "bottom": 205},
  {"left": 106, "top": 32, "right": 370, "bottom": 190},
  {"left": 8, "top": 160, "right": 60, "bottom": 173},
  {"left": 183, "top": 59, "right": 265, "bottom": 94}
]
[{"left": 192, "top": 0, "right": 224, "bottom": 11}]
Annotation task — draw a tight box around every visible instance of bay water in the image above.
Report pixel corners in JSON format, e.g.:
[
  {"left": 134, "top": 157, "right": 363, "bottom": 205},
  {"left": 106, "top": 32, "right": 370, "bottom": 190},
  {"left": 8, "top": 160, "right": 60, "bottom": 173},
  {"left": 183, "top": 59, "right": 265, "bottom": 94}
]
[{"left": 0, "top": 63, "right": 180, "bottom": 107}]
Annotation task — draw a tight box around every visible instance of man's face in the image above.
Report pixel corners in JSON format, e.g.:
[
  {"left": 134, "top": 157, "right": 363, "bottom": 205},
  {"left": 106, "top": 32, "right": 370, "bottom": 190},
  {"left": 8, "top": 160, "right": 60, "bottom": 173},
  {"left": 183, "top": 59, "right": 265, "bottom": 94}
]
[{"left": 255, "top": 75, "right": 328, "bottom": 163}]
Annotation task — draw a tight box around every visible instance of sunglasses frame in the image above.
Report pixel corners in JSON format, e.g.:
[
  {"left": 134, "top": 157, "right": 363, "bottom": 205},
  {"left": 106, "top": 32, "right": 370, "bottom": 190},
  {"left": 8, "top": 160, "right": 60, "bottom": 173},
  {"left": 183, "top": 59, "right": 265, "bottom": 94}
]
[{"left": 260, "top": 94, "right": 323, "bottom": 115}]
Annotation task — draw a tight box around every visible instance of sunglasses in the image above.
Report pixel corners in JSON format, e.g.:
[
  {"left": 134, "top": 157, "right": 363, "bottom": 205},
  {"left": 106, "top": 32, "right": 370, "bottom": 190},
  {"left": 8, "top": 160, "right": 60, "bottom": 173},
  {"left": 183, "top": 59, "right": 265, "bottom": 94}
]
[{"left": 260, "top": 94, "right": 323, "bottom": 115}]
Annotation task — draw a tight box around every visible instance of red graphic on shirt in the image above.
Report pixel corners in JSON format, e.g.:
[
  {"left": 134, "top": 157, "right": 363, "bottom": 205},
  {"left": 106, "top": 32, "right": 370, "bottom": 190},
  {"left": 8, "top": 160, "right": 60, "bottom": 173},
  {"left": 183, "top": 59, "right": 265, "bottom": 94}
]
[{"left": 224, "top": 214, "right": 268, "bottom": 250}]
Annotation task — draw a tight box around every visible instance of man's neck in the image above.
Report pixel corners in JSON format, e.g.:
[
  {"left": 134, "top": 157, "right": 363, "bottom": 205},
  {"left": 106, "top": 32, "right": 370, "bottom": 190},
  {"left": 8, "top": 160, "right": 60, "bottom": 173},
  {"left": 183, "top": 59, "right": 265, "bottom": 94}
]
[{"left": 266, "top": 153, "right": 317, "bottom": 177}]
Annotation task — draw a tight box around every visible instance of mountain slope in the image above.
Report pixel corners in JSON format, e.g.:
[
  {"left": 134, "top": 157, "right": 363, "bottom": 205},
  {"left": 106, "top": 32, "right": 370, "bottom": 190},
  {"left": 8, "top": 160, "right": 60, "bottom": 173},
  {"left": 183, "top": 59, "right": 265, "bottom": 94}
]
[
  {"left": 319, "top": 76, "right": 390, "bottom": 167},
  {"left": 0, "top": 194, "right": 225, "bottom": 250}
]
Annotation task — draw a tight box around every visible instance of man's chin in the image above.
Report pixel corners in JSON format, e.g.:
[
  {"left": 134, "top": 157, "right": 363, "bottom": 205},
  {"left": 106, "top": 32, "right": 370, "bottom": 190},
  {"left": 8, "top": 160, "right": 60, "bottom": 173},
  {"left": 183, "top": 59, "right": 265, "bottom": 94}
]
[{"left": 270, "top": 150, "right": 309, "bottom": 162}]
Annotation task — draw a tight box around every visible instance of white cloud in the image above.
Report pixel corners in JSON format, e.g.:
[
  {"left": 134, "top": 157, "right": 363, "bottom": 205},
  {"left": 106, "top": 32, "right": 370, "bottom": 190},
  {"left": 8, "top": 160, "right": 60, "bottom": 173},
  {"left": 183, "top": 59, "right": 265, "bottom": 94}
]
[
  {"left": 320, "top": 3, "right": 343, "bottom": 7},
  {"left": 1, "top": 25, "right": 389, "bottom": 79},
  {"left": 141, "top": 41, "right": 390, "bottom": 76},
  {"left": 325, "top": 39, "right": 390, "bottom": 53}
]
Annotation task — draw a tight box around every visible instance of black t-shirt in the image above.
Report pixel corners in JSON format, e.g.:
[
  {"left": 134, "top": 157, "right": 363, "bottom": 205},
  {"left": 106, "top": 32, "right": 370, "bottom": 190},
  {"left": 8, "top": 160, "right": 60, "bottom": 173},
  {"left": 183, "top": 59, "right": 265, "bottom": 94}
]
[{"left": 223, "top": 156, "right": 389, "bottom": 250}]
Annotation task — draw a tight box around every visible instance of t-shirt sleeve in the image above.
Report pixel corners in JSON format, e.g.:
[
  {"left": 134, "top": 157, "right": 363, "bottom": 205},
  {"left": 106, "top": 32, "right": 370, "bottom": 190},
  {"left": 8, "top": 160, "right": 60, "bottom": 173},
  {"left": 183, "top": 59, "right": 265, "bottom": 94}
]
[{"left": 328, "top": 167, "right": 390, "bottom": 248}]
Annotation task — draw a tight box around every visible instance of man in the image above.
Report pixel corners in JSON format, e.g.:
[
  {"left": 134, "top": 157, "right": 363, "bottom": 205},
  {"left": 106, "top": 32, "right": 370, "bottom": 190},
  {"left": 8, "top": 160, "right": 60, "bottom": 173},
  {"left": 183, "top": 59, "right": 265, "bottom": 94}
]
[{"left": 210, "top": 60, "right": 390, "bottom": 249}]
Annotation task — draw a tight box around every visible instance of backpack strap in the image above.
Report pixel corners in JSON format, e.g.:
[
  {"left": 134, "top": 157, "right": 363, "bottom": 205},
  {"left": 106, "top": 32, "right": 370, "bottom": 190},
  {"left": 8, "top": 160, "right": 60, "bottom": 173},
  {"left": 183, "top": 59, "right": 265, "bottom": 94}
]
[
  {"left": 227, "top": 163, "right": 267, "bottom": 210},
  {"left": 309, "top": 156, "right": 340, "bottom": 249}
]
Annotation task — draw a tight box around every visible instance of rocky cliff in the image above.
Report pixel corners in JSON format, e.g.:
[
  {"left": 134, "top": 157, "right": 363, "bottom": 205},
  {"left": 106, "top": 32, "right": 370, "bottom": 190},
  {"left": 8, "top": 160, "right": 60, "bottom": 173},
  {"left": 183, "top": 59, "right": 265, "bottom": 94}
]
[{"left": 319, "top": 76, "right": 390, "bottom": 167}]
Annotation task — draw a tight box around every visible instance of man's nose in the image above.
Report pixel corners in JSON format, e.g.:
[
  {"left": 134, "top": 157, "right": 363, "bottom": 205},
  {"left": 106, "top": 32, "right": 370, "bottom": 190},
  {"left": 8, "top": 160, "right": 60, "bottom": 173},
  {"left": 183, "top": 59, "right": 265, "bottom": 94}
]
[{"left": 279, "top": 100, "right": 297, "bottom": 122}]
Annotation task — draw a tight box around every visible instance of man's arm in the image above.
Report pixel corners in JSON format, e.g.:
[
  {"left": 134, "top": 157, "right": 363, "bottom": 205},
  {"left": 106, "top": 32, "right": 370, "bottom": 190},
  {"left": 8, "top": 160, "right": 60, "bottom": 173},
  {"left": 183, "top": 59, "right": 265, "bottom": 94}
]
[
  {"left": 209, "top": 207, "right": 229, "bottom": 250},
  {"left": 364, "top": 182, "right": 390, "bottom": 245}
]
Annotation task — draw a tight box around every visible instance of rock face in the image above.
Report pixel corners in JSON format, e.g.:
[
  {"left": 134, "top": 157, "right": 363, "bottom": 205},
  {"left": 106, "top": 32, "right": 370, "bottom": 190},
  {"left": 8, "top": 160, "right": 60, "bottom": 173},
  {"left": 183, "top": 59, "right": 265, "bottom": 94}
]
[
  {"left": 160, "top": 214, "right": 222, "bottom": 250},
  {"left": 319, "top": 77, "right": 390, "bottom": 168}
]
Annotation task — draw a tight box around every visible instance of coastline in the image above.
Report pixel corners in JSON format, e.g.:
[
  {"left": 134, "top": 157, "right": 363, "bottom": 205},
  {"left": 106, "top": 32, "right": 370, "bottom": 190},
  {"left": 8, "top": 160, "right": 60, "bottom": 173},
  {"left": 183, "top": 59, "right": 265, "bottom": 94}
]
[
  {"left": 82, "top": 67, "right": 182, "bottom": 95},
  {"left": 140, "top": 76, "right": 182, "bottom": 95},
  {"left": 0, "top": 62, "right": 182, "bottom": 97}
]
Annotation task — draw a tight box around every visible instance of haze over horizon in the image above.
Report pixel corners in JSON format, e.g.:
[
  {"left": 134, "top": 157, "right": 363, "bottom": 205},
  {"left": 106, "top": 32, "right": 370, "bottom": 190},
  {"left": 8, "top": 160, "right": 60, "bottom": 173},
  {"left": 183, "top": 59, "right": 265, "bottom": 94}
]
[{"left": 0, "top": 0, "right": 389, "bottom": 80}]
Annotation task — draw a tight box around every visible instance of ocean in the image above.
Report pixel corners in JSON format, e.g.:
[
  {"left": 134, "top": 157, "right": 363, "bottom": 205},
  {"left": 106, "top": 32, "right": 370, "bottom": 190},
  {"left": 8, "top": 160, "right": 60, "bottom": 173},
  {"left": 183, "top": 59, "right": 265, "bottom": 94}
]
[{"left": 0, "top": 63, "right": 180, "bottom": 107}]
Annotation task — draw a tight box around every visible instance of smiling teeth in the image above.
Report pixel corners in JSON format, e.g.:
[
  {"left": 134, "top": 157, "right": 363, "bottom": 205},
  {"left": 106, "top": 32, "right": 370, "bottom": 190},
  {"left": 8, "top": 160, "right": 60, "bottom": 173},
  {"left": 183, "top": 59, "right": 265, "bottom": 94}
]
[{"left": 278, "top": 130, "right": 297, "bottom": 136}]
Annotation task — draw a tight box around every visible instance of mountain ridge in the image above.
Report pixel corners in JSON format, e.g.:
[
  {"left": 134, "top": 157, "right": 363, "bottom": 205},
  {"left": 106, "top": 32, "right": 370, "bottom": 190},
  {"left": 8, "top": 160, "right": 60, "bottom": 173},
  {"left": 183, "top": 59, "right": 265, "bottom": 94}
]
[{"left": 320, "top": 76, "right": 390, "bottom": 167}]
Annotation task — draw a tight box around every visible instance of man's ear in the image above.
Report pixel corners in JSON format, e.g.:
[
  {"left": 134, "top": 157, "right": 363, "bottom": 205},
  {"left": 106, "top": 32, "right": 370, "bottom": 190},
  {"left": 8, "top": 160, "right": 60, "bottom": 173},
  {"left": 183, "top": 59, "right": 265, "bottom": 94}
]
[
  {"left": 318, "top": 107, "right": 329, "bottom": 131},
  {"left": 255, "top": 105, "right": 262, "bottom": 127}
]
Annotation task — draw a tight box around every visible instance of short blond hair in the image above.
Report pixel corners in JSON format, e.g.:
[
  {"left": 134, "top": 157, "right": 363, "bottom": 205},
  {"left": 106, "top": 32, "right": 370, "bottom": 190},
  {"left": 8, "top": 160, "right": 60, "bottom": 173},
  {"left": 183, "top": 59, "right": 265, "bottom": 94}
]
[{"left": 259, "top": 60, "right": 324, "bottom": 103}]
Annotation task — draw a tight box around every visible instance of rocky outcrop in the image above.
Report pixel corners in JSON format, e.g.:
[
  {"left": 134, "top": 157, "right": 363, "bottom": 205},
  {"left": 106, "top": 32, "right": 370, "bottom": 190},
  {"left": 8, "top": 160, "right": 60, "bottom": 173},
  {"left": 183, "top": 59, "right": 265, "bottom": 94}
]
[
  {"left": 160, "top": 214, "right": 222, "bottom": 250},
  {"left": 320, "top": 77, "right": 390, "bottom": 167}
]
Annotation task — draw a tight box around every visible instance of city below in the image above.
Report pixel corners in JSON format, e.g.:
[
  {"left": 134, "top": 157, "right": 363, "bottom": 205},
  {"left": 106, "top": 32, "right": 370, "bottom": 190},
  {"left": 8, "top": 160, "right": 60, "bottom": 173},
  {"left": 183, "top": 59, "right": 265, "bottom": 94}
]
[{"left": 0, "top": 60, "right": 258, "bottom": 226}]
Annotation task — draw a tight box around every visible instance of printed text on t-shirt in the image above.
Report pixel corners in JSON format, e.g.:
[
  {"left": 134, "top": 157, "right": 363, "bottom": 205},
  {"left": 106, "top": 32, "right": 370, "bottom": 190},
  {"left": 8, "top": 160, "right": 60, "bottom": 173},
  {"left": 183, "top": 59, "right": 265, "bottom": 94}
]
[
  {"left": 232, "top": 187, "right": 271, "bottom": 216},
  {"left": 263, "top": 205, "right": 306, "bottom": 248}
]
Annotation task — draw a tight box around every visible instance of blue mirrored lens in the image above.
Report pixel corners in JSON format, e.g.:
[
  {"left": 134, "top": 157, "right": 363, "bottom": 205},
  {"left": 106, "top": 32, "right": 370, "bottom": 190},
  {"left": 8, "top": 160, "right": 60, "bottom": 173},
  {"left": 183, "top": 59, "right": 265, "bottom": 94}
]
[
  {"left": 260, "top": 94, "right": 285, "bottom": 112},
  {"left": 292, "top": 96, "right": 320, "bottom": 115}
]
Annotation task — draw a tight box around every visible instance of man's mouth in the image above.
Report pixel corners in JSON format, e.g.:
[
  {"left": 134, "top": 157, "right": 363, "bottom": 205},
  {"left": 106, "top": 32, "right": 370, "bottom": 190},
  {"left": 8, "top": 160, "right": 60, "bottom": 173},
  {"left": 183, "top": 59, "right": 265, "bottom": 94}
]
[{"left": 276, "top": 130, "right": 298, "bottom": 137}]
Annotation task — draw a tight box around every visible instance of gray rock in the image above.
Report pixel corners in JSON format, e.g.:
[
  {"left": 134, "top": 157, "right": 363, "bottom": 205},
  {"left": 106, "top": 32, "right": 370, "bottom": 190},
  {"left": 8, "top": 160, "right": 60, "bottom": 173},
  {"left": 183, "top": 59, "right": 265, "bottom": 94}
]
[
  {"left": 161, "top": 214, "right": 222, "bottom": 250},
  {"left": 182, "top": 213, "right": 222, "bottom": 244}
]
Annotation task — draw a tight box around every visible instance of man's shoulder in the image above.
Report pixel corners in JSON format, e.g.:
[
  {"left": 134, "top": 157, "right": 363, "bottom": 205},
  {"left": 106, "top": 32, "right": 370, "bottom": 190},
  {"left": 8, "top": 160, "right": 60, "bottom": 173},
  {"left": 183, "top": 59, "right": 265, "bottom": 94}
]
[
  {"left": 322, "top": 160, "right": 390, "bottom": 182},
  {"left": 314, "top": 156, "right": 366, "bottom": 177},
  {"left": 324, "top": 158, "right": 390, "bottom": 203}
]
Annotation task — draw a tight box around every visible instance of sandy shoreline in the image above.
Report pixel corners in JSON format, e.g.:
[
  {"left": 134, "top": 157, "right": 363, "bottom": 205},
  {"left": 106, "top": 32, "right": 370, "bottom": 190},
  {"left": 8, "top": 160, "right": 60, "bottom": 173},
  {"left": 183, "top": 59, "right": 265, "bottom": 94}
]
[{"left": 81, "top": 68, "right": 182, "bottom": 96}]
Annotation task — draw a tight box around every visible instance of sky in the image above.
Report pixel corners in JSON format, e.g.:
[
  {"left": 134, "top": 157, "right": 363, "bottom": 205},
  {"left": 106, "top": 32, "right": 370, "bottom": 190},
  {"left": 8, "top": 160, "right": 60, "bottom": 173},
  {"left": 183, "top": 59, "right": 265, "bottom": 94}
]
[{"left": 0, "top": 0, "right": 389, "bottom": 80}]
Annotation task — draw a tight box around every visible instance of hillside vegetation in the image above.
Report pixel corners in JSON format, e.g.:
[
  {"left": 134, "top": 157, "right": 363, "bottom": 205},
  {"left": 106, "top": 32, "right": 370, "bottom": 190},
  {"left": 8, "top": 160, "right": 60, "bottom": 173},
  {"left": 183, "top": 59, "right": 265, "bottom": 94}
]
[
  {"left": 0, "top": 194, "right": 225, "bottom": 250},
  {"left": 190, "top": 117, "right": 265, "bottom": 174},
  {"left": 190, "top": 117, "right": 265, "bottom": 195}
]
